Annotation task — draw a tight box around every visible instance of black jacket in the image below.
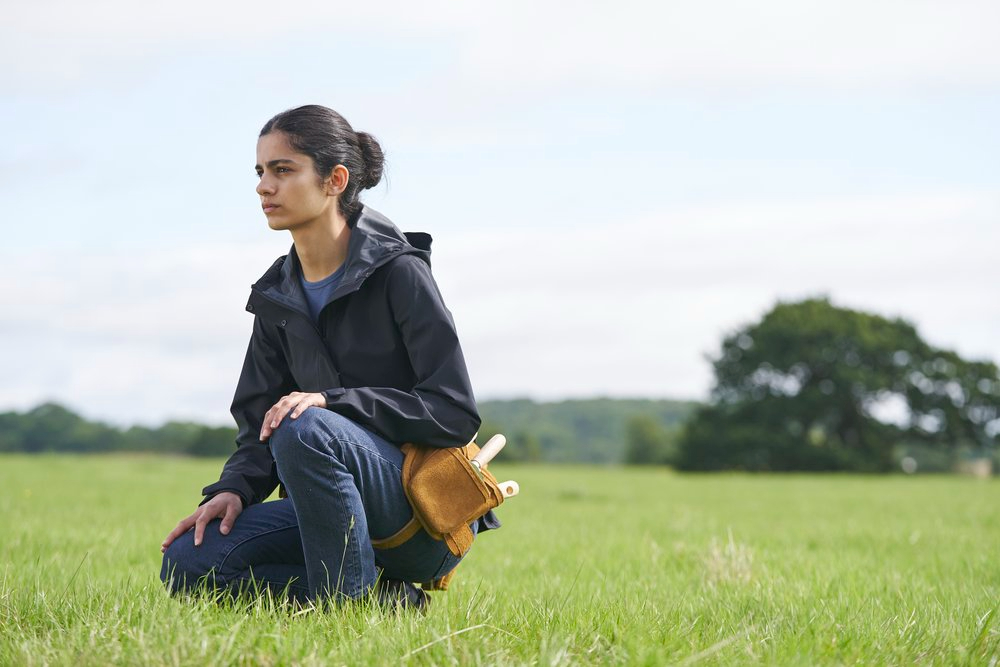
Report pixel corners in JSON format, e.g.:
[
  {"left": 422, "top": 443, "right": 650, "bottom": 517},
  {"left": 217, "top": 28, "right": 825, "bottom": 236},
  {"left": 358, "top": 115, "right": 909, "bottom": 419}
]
[{"left": 202, "top": 206, "right": 485, "bottom": 512}]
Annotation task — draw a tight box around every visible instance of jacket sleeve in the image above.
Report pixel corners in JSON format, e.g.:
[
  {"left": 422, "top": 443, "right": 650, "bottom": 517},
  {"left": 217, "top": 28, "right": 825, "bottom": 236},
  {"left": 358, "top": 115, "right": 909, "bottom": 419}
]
[
  {"left": 321, "top": 255, "right": 481, "bottom": 447},
  {"left": 201, "top": 314, "right": 295, "bottom": 506}
]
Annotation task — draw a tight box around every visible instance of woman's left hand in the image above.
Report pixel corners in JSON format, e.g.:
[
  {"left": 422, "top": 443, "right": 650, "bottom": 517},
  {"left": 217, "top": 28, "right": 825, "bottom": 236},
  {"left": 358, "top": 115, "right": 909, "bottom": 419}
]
[{"left": 259, "top": 391, "right": 327, "bottom": 441}]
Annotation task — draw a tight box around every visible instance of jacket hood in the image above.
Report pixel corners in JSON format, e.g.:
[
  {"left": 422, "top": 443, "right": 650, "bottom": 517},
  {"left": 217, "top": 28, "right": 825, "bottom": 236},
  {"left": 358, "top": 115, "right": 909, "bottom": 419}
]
[{"left": 250, "top": 206, "right": 432, "bottom": 315}]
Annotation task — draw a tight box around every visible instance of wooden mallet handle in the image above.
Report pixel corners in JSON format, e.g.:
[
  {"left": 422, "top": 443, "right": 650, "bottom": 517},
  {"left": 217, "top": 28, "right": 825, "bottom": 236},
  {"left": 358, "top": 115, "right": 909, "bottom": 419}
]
[
  {"left": 498, "top": 480, "right": 520, "bottom": 498},
  {"left": 472, "top": 434, "right": 506, "bottom": 467},
  {"left": 471, "top": 434, "right": 520, "bottom": 499}
]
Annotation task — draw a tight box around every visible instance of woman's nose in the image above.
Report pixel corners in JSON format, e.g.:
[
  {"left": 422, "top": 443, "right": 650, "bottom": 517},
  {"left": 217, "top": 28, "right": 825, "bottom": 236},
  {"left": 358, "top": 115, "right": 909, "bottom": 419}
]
[{"left": 256, "top": 176, "right": 274, "bottom": 196}]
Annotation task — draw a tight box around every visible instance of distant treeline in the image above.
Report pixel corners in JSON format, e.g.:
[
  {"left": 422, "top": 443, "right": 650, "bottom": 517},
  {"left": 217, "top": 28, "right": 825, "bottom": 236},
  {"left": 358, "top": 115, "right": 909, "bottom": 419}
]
[
  {"left": 0, "top": 403, "right": 239, "bottom": 457},
  {"left": 0, "top": 399, "right": 698, "bottom": 463},
  {"left": 478, "top": 398, "right": 697, "bottom": 463},
  {"left": 8, "top": 298, "right": 997, "bottom": 473}
]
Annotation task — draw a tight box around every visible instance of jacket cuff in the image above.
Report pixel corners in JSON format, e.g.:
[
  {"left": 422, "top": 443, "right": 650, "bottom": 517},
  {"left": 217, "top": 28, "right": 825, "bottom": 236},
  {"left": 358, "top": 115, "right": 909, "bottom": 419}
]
[
  {"left": 322, "top": 388, "right": 347, "bottom": 407},
  {"left": 201, "top": 480, "right": 252, "bottom": 509}
]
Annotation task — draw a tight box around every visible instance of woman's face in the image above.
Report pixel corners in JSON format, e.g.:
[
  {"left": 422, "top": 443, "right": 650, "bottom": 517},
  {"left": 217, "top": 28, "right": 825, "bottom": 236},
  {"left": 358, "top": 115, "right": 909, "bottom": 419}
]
[{"left": 255, "top": 131, "right": 335, "bottom": 231}]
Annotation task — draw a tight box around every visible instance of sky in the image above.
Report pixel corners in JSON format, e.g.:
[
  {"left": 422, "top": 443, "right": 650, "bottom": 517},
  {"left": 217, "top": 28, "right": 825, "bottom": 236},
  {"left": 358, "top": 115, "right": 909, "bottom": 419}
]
[{"left": 2, "top": 0, "right": 998, "bottom": 427}]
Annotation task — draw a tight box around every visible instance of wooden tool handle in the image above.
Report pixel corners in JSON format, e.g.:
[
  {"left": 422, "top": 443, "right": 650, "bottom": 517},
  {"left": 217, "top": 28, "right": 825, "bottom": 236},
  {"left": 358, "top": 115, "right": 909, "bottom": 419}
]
[
  {"left": 472, "top": 434, "right": 506, "bottom": 467},
  {"left": 499, "top": 480, "right": 520, "bottom": 498}
]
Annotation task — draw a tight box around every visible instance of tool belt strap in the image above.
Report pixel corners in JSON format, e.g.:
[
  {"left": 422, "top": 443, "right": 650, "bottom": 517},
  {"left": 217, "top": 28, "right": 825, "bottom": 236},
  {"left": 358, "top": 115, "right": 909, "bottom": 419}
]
[{"left": 370, "top": 517, "right": 421, "bottom": 550}]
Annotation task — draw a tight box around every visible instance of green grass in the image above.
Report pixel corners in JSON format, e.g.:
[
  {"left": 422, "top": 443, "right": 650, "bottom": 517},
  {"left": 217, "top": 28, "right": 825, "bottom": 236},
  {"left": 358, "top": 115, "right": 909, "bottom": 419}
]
[{"left": 1, "top": 454, "right": 999, "bottom": 665}]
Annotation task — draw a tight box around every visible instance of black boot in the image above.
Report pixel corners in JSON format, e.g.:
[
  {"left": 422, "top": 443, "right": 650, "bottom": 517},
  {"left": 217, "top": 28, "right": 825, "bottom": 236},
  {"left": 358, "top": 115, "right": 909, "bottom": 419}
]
[{"left": 374, "top": 577, "right": 430, "bottom": 613}]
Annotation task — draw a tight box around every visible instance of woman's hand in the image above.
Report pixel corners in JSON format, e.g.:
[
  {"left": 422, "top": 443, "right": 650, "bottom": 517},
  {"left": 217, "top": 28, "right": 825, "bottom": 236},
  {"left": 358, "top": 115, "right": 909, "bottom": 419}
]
[
  {"left": 160, "top": 491, "right": 243, "bottom": 552},
  {"left": 259, "top": 391, "right": 326, "bottom": 441}
]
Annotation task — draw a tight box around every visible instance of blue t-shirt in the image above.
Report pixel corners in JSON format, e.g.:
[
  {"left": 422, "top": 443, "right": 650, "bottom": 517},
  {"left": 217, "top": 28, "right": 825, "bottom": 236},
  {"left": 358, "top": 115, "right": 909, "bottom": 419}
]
[{"left": 299, "top": 264, "right": 345, "bottom": 323}]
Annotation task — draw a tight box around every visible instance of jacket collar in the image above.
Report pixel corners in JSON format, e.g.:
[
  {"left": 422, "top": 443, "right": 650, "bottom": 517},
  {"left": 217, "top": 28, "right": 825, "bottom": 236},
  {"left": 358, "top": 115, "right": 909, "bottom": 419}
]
[{"left": 250, "top": 206, "right": 432, "bottom": 315}]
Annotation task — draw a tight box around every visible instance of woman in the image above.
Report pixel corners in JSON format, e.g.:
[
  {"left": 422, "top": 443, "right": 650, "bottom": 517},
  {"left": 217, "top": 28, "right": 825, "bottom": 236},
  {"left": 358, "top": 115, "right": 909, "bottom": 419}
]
[{"left": 159, "top": 105, "right": 497, "bottom": 609}]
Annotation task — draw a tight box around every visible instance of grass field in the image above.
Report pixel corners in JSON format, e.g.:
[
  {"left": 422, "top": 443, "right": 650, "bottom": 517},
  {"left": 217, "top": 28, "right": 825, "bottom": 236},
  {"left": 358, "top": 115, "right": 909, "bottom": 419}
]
[{"left": 1, "top": 454, "right": 999, "bottom": 665}]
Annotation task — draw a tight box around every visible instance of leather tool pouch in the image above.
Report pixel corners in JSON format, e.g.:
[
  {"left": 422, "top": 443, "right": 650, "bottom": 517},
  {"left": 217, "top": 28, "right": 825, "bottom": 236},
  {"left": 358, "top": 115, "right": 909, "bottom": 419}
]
[{"left": 371, "top": 440, "right": 505, "bottom": 590}]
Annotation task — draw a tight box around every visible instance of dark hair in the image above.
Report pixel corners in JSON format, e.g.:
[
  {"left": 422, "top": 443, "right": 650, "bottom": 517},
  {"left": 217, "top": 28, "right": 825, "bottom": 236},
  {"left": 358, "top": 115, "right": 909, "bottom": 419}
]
[{"left": 260, "top": 105, "right": 384, "bottom": 219}]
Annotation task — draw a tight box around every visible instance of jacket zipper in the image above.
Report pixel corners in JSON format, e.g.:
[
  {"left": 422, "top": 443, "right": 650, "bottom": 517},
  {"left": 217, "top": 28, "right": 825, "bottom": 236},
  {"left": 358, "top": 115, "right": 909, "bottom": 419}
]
[{"left": 251, "top": 288, "right": 341, "bottom": 380}]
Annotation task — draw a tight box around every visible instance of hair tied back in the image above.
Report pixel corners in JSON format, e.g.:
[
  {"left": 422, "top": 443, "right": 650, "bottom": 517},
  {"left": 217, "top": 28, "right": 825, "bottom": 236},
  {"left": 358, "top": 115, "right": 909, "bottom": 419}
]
[{"left": 355, "top": 131, "right": 385, "bottom": 191}]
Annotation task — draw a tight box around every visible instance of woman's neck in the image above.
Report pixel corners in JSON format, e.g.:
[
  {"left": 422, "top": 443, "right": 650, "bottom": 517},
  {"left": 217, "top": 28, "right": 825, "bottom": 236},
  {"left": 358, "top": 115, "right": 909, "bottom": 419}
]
[{"left": 291, "top": 211, "right": 352, "bottom": 282}]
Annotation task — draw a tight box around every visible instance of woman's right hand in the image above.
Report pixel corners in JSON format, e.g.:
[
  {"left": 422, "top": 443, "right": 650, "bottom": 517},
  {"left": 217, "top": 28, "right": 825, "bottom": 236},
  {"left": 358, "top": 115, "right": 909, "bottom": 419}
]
[{"left": 161, "top": 491, "right": 244, "bottom": 553}]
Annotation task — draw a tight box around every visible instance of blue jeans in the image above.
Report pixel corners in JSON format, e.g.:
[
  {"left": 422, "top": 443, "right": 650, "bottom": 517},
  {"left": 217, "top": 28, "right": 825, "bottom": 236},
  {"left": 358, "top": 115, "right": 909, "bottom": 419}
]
[{"left": 160, "top": 408, "right": 468, "bottom": 603}]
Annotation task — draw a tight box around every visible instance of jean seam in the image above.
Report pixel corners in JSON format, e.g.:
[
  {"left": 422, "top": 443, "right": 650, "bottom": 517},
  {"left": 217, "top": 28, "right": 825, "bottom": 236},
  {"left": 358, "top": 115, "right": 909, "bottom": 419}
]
[
  {"left": 329, "top": 452, "right": 364, "bottom": 596},
  {"left": 325, "top": 435, "right": 412, "bottom": 543},
  {"left": 214, "top": 523, "right": 300, "bottom": 576},
  {"left": 300, "top": 430, "right": 370, "bottom": 597},
  {"left": 431, "top": 550, "right": 457, "bottom": 580},
  {"left": 326, "top": 435, "right": 403, "bottom": 474}
]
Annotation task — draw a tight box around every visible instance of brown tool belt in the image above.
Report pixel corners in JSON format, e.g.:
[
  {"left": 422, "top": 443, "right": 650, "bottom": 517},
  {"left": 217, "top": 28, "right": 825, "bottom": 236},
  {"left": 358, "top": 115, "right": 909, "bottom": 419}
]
[{"left": 371, "top": 440, "right": 506, "bottom": 589}]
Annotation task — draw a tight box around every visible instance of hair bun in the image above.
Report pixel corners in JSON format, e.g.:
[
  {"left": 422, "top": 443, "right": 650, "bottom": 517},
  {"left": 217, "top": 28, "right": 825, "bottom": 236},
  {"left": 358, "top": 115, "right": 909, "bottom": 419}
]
[{"left": 355, "top": 131, "right": 384, "bottom": 190}]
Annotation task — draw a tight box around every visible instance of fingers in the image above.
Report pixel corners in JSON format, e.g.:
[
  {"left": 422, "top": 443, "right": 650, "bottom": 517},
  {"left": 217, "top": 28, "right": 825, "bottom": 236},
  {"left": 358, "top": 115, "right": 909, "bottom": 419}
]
[
  {"left": 193, "top": 499, "right": 223, "bottom": 546},
  {"left": 161, "top": 512, "right": 197, "bottom": 553},
  {"left": 289, "top": 392, "right": 324, "bottom": 419},
  {"left": 260, "top": 392, "right": 298, "bottom": 440},
  {"left": 161, "top": 493, "right": 243, "bottom": 554},
  {"left": 193, "top": 510, "right": 212, "bottom": 547},
  {"left": 260, "top": 392, "right": 324, "bottom": 441},
  {"left": 219, "top": 499, "right": 242, "bottom": 536}
]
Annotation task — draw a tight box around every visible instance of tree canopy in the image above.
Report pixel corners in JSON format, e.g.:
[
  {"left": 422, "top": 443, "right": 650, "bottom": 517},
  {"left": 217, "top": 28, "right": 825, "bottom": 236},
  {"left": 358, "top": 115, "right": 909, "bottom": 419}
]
[{"left": 676, "top": 297, "right": 1000, "bottom": 472}]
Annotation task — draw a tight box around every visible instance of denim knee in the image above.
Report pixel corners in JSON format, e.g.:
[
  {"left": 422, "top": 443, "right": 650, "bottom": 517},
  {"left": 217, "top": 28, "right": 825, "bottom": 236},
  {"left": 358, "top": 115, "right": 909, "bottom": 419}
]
[
  {"left": 269, "top": 408, "right": 318, "bottom": 463},
  {"left": 160, "top": 532, "right": 213, "bottom": 594},
  {"left": 270, "top": 407, "right": 357, "bottom": 465}
]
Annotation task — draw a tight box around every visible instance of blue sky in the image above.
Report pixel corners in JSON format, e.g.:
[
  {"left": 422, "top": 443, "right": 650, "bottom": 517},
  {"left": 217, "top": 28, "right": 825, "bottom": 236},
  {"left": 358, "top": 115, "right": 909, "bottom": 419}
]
[{"left": 2, "top": 1, "right": 998, "bottom": 426}]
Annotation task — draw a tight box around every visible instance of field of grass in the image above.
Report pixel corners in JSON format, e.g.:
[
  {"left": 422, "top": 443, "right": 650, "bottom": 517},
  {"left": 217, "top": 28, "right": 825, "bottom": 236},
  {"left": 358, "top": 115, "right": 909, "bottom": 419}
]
[{"left": 2, "top": 454, "right": 999, "bottom": 665}]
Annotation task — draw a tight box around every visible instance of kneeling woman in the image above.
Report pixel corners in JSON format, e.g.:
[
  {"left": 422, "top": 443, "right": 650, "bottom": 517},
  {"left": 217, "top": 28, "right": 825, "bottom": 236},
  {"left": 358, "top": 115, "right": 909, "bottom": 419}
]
[{"left": 160, "top": 105, "right": 497, "bottom": 607}]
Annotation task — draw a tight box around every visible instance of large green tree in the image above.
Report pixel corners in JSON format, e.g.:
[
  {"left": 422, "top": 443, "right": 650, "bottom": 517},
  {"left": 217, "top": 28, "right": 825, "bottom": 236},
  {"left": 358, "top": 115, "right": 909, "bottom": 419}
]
[{"left": 677, "top": 298, "right": 1000, "bottom": 471}]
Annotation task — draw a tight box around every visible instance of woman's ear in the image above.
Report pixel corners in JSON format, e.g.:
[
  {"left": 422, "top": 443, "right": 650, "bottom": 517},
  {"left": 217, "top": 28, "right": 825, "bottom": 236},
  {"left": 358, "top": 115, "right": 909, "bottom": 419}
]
[{"left": 327, "top": 165, "right": 350, "bottom": 197}]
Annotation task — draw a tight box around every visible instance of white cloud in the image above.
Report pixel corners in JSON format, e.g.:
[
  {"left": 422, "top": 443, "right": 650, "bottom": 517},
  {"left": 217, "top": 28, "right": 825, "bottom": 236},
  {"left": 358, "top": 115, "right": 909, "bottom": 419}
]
[
  {"left": 0, "top": 241, "right": 287, "bottom": 425},
  {"left": 435, "top": 188, "right": 1000, "bottom": 400},
  {"left": 4, "top": 0, "right": 999, "bottom": 91},
  {"left": 461, "top": 0, "right": 1000, "bottom": 91},
  {"left": 3, "top": 1, "right": 473, "bottom": 41},
  {"left": 6, "top": 189, "right": 995, "bottom": 425}
]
